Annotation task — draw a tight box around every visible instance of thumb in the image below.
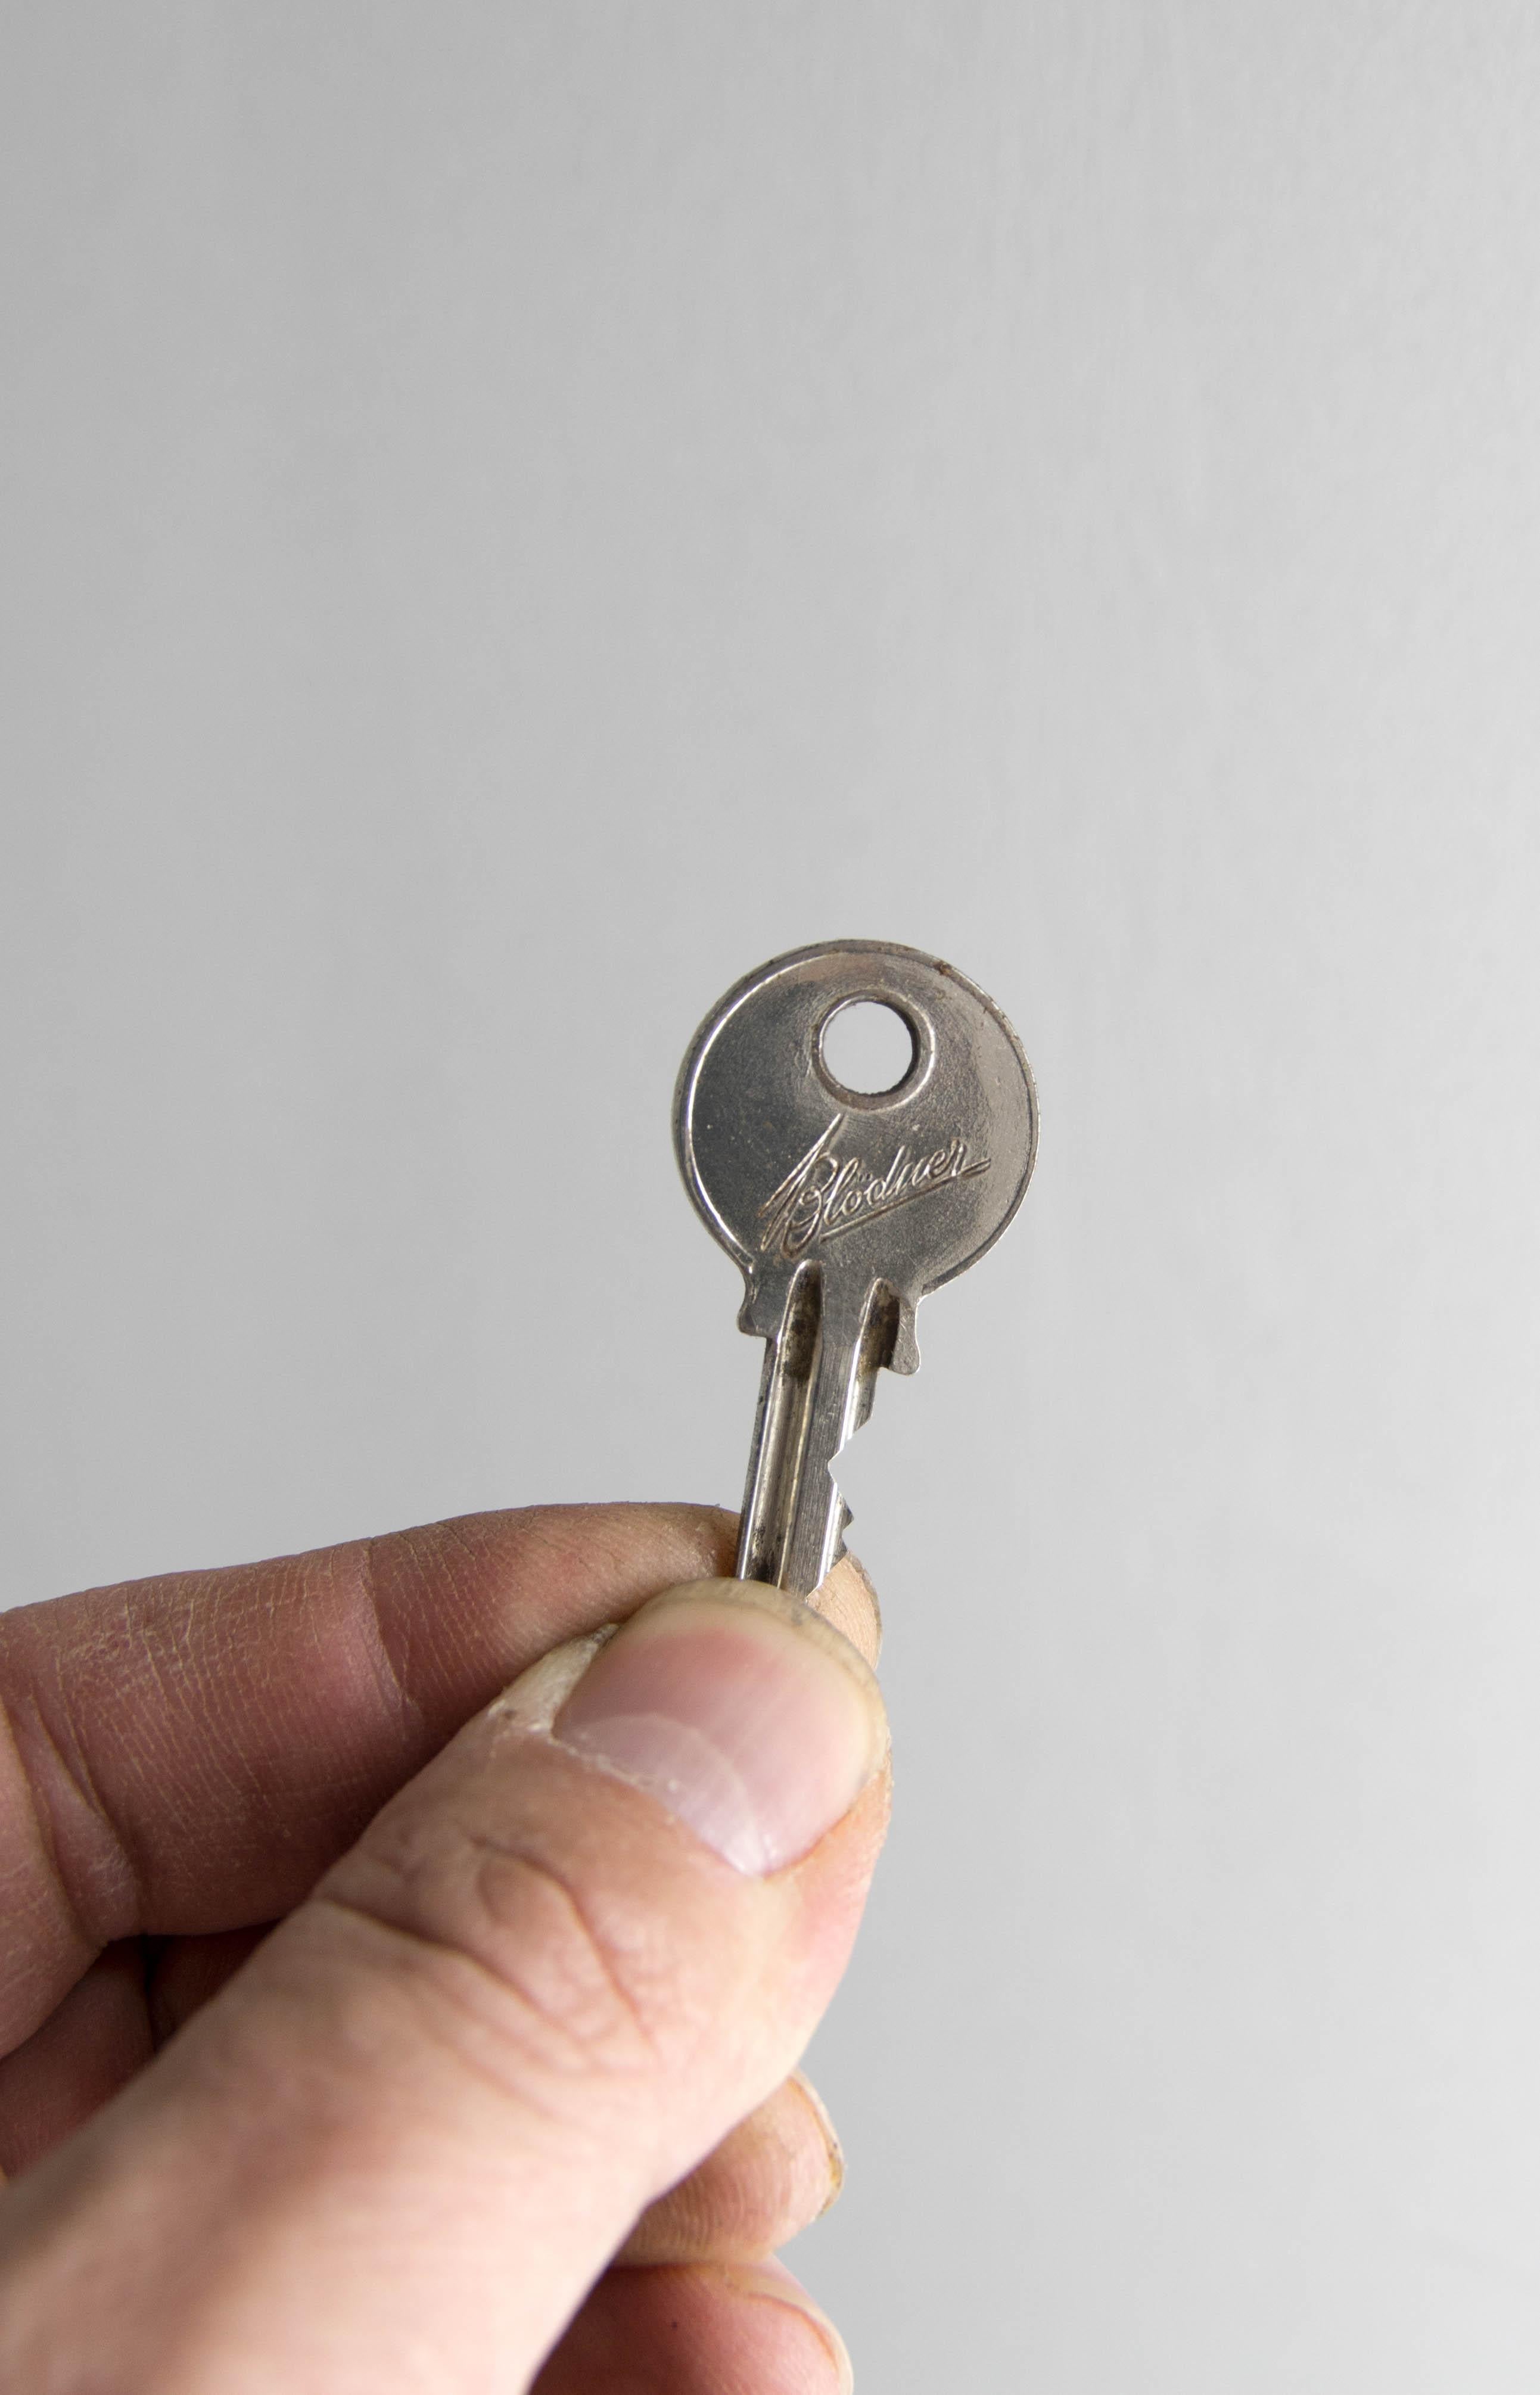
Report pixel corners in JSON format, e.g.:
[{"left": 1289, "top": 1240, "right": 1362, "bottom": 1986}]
[{"left": 0, "top": 1578, "right": 889, "bottom": 2393}]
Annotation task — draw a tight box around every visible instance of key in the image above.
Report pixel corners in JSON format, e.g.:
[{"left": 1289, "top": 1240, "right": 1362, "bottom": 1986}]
[{"left": 674, "top": 939, "right": 1038, "bottom": 1595}]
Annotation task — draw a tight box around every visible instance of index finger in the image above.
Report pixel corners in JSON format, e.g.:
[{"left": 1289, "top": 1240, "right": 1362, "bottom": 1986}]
[{"left": 0, "top": 1503, "right": 738, "bottom": 2051}]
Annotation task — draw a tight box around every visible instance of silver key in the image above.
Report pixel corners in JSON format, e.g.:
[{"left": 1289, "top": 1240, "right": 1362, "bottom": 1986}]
[{"left": 674, "top": 939, "right": 1038, "bottom": 1595}]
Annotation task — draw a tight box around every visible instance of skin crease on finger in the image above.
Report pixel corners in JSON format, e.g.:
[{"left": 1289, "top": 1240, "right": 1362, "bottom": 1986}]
[{"left": 0, "top": 1512, "right": 884, "bottom": 2391}]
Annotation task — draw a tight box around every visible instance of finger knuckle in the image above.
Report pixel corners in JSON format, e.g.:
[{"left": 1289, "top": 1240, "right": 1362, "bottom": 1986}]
[{"left": 318, "top": 1818, "right": 677, "bottom": 2121}]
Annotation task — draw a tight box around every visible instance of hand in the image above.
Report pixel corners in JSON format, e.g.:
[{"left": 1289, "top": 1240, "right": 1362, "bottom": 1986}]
[{"left": 0, "top": 1505, "right": 889, "bottom": 2392}]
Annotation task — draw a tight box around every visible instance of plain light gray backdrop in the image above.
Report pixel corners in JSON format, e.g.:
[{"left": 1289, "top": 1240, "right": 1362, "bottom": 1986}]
[{"left": 5, "top": 7, "right": 1540, "bottom": 2388}]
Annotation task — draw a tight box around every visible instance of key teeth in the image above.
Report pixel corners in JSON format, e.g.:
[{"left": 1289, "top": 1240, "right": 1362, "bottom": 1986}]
[
  {"left": 745, "top": 1268, "right": 922, "bottom": 1376},
  {"left": 889, "top": 1303, "right": 921, "bottom": 1376},
  {"left": 739, "top": 1272, "right": 790, "bottom": 1342}
]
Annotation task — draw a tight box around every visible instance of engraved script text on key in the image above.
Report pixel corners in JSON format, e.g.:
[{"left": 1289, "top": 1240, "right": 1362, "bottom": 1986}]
[{"left": 757, "top": 1115, "right": 991, "bottom": 1259}]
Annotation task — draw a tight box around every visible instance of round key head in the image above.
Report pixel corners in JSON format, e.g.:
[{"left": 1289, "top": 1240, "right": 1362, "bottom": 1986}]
[{"left": 674, "top": 940, "right": 1038, "bottom": 1304}]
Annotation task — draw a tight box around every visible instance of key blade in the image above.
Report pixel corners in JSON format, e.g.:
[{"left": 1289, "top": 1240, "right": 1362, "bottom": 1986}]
[
  {"left": 736, "top": 1263, "right": 825, "bottom": 1587},
  {"left": 737, "top": 1270, "right": 906, "bottom": 1597}
]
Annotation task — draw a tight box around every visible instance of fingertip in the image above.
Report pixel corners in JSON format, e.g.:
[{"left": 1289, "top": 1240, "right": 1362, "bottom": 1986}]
[
  {"left": 786, "top": 2069, "right": 845, "bottom": 2220},
  {"left": 531, "top": 2257, "right": 854, "bottom": 2394},
  {"left": 810, "top": 1552, "right": 882, "bottom": 1668},
  {"left": 704, "top": 2259, "right": 855, "bottom": 2395},
  {"left": 615, "top": 2069, "right": 844, "bottom": 2265}
]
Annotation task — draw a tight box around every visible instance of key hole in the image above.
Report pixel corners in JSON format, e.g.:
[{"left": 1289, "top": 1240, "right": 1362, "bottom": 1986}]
[{"left": 819, "top": 1000, "right": 918, "bottom": 1097}]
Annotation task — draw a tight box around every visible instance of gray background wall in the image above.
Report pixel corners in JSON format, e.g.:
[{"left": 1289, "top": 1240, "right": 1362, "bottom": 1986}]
[{"left": 5, "top": 7, "right": 1540, "bottom": 2388}]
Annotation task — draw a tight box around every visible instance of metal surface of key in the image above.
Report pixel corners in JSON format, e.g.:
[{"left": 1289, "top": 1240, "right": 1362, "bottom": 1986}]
[{"left": 674, "top": 940, "right": 1038, "bottom": 1595}]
